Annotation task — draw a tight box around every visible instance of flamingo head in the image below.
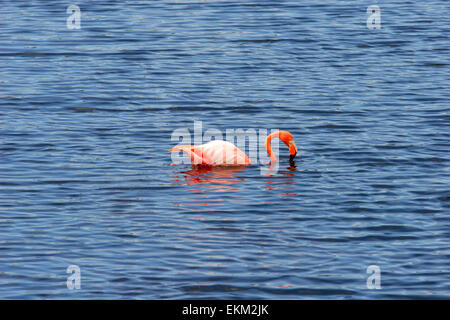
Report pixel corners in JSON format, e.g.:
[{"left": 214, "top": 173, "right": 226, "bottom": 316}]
[{"left": 278, "top": 131, "right": 298, "bottom": 162}]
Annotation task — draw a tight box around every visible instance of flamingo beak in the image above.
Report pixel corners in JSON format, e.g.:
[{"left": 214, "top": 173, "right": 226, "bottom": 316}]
[{"left": 289, "top": 140, "right": 298, "bottom": 162}]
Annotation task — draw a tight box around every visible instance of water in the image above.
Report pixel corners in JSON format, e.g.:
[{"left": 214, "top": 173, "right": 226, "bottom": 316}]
[{"left": 0, "top": 0, "right": 449, "bottom": 299}]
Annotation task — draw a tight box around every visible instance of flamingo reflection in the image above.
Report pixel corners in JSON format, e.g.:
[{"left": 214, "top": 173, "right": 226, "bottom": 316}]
[{"left": 172, "top": 165, "right": 247, "bottom": 193}]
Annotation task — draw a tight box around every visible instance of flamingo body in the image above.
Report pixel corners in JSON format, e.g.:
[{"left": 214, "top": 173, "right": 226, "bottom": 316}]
[
  {"left": 170, "top": 140, "right": 250, "bottom": 166},
  {"left": 170, "top": 130, "right": 297, "bottom": 166}
]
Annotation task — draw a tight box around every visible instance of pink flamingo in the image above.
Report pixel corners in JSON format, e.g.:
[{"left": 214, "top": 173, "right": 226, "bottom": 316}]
[{"left": 170, "top": 130, "right": 298, "bottom": 166}]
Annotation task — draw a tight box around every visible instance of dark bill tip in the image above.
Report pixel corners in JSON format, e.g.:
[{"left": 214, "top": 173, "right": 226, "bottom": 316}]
[{"left": 289, "top": 153, "right": 297, "bottom": 162}]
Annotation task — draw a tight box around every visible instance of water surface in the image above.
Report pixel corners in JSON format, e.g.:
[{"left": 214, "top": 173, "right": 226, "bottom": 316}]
[{"left": 0, "top": 0, "right": 449, "bottom": 299}]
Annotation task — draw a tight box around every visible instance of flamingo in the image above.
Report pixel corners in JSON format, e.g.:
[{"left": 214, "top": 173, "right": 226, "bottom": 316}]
[{"left": 169, "top": 130, "right": 298, "bottom": 166}]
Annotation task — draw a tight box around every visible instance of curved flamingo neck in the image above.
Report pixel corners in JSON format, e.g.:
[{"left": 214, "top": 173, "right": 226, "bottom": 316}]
[{"left": 265, "top": 131, "right": 280, "bottom": 162}]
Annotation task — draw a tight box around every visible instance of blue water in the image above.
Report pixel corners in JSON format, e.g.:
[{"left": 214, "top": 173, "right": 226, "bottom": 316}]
[{"left": 1, "top": 0, "right": 449, "bottom": 299}]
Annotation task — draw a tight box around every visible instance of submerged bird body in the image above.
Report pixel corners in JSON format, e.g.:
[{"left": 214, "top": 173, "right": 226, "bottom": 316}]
[
  {"left": 170, "top": 130, "right": 297, "bottom": 166},
  {"left": 170, "top": 140, "right": 250, "bottom": 166}
]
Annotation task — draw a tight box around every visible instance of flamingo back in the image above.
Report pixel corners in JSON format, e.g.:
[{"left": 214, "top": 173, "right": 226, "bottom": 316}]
[{"left": 171, "top": 140, "right": 250, "bottom": 166}]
